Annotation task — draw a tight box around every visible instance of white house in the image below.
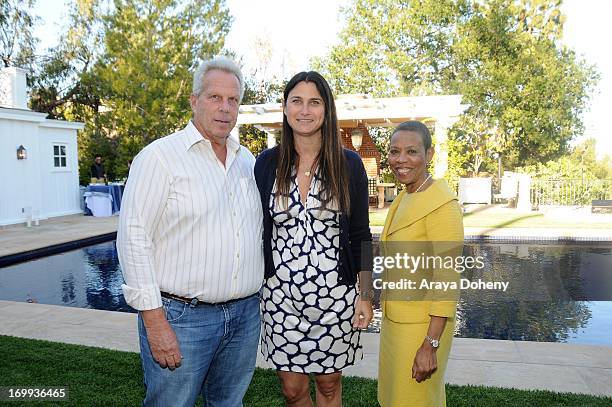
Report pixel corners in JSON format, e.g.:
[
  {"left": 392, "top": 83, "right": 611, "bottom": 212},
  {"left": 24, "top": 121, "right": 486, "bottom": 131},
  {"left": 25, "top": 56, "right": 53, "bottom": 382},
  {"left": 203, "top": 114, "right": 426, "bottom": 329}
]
[{"left": 0, "top": 67, "right": 85, "bottom": 226}]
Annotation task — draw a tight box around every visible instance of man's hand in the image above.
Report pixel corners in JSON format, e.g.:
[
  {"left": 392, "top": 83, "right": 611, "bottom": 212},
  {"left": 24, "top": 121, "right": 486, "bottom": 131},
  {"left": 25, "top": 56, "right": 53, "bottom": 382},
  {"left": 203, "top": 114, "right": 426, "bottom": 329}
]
[
  {"left": 411, "top": 340, "right": 437, "bottom": 382},
  {"left": 352, "top": 298, "right": 373, "bottom": 329},
  {"left": 141, "top": 308, "right": 182, "bottom": 370}
]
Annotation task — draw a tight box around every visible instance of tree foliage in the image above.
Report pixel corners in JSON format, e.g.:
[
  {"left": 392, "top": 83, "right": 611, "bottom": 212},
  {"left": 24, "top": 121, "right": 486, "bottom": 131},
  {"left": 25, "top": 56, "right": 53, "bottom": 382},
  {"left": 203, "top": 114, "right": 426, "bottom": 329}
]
[
  {"left": 29, "top": 0, "right": 104, "bottom": 119},
  {"left": 313, "top": 0, "right": 464, "bottom": 97},
  {"left": 93, "top": 0, "right": 231, "bottom": 178},
  {"left": 0, "top": 0, "right": 37, "bottom": 68},
  {"left": 28, "top": 0, "right": 231, "bottom": 183},
  {"left": 517, "top": 138, "right": 612, "bottom": 180},
  {"left": 315, "top": 0, "right": 598, "bottom": 176}
]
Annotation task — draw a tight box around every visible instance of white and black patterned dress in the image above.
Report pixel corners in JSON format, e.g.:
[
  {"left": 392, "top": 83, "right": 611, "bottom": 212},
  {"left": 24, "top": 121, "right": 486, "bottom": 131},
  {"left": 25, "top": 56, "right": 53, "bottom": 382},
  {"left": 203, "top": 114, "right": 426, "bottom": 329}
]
[{"left": 260, "top": 173, "right": 362, "bottom": 374}]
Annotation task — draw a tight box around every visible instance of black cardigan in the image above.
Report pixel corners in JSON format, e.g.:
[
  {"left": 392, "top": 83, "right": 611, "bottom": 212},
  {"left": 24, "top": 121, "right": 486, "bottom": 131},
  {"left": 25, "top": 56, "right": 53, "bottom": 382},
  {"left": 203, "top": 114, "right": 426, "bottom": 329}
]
[{"left": 254, "top": 146, "right": 372, "bottom": 285}]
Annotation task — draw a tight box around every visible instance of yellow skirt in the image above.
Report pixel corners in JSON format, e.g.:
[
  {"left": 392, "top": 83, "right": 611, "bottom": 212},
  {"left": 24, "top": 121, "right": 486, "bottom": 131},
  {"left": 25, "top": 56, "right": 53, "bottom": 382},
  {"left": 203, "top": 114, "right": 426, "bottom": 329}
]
[{"left": 378, "top": 316, "right": 455, "bottom": 407}]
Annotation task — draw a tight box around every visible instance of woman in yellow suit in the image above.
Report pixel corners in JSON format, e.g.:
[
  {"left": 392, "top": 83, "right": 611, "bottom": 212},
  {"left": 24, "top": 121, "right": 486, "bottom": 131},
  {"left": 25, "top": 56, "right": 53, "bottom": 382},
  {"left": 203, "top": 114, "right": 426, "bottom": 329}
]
[{"left": 378, "top": 121, "right": 464, "bottom": 407}]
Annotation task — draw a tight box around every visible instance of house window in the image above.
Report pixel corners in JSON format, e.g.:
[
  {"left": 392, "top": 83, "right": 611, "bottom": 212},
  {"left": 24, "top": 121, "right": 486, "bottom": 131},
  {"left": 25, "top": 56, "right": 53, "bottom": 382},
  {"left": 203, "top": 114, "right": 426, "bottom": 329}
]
[{"left": 53, "top": 144, "right": 67, "bottom": 168}]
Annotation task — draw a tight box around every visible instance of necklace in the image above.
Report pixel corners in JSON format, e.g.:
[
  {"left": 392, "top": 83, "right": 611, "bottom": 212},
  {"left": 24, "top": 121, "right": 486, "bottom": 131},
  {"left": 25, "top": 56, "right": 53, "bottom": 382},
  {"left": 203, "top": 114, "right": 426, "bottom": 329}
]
[
  {"left": 303, "top": 165, "right": 315, "bottom": 177},
  {"left": 414, "top": 173, "right": 432, "bottom": 193},
  {"left": 299, "top": 160, "right": 316, "bottom": 177}
]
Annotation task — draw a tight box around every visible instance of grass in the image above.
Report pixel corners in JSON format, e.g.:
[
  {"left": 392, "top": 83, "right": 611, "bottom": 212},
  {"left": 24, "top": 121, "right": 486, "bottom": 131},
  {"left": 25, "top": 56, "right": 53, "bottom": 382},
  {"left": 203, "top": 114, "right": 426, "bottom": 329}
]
[
  {"left": 368, "top": 211, "right": 388, "bottom": 227},
  {"left": 368, "top": 208, "right": 612, "bottom": 229},
  {"left": 2, "top": 335, "right": 611, "bottom": 406},
  {"left": 461, "top": 211, "right": 612, "bottom": 229}
]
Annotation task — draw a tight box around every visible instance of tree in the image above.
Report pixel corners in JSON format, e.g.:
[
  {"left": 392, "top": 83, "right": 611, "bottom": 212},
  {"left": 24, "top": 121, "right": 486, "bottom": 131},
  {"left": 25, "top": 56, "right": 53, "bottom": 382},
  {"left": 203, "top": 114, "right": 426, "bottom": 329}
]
[
  {"left": 448, "top": 0, "right": 597, "bottom": 172},
  {"left": 0, "top": 0, "right": 37, "bottom": 68},
  {"left": 315, "top": 0, "right": 598, "bottom": 175},
  {"left": 29, "top": 0, "right": 121, "bottom": 184},
  {"left": 30, "top": 0, "right": 232, "bottom": 183},
  {"left": 447, "top": 115, "right": 507, "bottom": 177},
  {"left": 93, "top": 0, "right": 231, "bottom": 177},
  {"left": 313, "top": 0, "right": 466, "bottom": 97},
  {"left": 29, "top": 0, "right": 105, "bottom": 119},
  {"left": 518, "top": 138, "right": 612, "bottom": 180}
]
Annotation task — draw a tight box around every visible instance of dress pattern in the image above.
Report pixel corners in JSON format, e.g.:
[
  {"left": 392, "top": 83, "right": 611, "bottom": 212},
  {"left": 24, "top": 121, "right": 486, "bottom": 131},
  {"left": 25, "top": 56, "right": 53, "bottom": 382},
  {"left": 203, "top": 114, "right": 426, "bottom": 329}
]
[{"left": 260, "top": 173, "right": 362, "bottom": 373}]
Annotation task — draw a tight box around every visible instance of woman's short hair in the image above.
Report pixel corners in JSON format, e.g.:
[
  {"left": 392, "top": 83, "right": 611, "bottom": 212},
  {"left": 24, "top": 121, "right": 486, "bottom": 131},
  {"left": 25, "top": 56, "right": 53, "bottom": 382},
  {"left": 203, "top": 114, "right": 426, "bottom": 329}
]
[
  {"left": 392, "top": 120, "right": 432, "bottom": 151},
  {"left": 192, "top": 57, "right": 244, "bottom": 101}
]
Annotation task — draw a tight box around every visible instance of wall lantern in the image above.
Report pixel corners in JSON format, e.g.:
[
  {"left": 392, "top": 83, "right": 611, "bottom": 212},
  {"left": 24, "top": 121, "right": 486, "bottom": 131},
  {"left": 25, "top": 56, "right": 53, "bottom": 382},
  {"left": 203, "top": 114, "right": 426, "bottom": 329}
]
[
  {"left": 16, "top": 145, "right": 27, "bottom": 160},
  {"left": 351, "top": 128, "right": 363, "bottom": 151}
]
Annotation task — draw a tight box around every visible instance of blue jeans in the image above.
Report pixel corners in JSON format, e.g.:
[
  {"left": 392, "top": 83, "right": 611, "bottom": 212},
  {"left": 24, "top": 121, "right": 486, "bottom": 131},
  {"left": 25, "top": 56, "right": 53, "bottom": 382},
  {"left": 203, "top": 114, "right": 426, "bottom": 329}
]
[{"left": 138, "top": 293, "right": 261, "bottom": 407}]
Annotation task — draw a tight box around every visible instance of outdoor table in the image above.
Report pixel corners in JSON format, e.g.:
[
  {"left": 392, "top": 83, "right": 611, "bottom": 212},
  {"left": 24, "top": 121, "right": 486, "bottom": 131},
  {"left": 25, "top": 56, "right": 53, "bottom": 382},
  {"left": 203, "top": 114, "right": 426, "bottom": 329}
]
[{"left": 83, "top": 184, "right": 123, "bottom": 216}]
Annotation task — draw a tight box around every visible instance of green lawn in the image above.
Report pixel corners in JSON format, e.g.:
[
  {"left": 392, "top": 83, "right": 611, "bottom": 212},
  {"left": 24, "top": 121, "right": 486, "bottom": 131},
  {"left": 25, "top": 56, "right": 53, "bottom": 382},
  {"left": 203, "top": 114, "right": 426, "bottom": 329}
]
[
  {"left": 369, "top": 211, "right": 388, "bottom": 227},
  {"left": 2, "top": 335, "right": 611, "bottom": 406},
  {"left": 461, "top": 211, "right": 612, "bottom": 229}
]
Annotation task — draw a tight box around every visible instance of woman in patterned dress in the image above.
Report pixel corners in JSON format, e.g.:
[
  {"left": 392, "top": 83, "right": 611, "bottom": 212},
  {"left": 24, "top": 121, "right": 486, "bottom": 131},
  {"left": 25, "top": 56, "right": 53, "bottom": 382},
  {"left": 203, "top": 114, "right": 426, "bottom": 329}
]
[{"left": 254, "top": 71, "right": 373, "bottom": 406}]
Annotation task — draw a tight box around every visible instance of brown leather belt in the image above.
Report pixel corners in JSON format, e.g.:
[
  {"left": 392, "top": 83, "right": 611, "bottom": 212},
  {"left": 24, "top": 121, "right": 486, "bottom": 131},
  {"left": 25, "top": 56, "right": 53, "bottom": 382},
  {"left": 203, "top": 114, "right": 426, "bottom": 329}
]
[{"left": 160, "top": 291, "right": 257, "bottom": 306}]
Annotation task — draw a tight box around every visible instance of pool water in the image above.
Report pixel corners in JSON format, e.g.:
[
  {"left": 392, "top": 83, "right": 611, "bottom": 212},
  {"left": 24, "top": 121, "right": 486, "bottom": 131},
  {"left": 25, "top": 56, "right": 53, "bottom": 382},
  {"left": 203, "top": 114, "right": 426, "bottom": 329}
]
[
  {"left": 0, "top": 242, "right": 133, "bottom": 313},
  {"left": 1, "top": 241, "right": 611, "bottom": 346}
]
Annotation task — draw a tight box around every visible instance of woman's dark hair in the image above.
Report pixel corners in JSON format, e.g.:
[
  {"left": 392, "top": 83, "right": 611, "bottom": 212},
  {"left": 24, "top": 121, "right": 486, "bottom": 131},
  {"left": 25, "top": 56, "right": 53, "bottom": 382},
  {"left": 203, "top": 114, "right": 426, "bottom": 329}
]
[
  {"left": 391, "top": 120, "right": 432, "bottom": 151},
  {"left": 276, "top": 71, "right": 350, "bottom": 214}
]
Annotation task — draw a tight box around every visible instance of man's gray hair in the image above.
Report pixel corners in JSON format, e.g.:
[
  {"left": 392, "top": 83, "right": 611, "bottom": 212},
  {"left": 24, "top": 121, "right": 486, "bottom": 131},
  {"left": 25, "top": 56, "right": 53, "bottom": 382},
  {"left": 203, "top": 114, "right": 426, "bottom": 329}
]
[{"left": 192, "top": 57, "right": 245, "bottom": 102}]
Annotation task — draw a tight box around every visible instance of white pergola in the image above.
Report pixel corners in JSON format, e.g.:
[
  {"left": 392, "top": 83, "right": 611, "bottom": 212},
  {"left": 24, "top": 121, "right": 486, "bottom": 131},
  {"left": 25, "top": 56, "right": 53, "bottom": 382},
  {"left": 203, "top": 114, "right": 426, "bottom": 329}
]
[{"left": 234, "top": 94, "right": 468, "bottom": 177}]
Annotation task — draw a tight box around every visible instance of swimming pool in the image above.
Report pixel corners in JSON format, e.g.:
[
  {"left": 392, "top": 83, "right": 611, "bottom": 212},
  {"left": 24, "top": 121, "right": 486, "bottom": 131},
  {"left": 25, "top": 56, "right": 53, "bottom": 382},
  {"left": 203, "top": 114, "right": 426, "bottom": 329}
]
[
  {"left": 0, "top": 242, "right": 132, "bottom": 313},
  {"left": 1, "top": 240, "right": 610, "bottom": 346}
]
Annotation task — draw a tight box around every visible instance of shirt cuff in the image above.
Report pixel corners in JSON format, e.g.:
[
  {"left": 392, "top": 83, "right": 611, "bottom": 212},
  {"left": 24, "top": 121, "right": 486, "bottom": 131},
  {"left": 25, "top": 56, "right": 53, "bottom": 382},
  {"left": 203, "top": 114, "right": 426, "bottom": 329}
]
[{"left": 121, "top": 284, "right": 162, "bottom": 311}]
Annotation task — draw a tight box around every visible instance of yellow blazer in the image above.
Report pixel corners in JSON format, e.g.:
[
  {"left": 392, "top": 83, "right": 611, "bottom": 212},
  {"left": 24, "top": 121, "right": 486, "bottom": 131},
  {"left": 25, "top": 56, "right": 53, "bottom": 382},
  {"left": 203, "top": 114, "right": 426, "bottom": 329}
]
[{"left": 381, "top": 179, "right": 464, "bottom": 323}]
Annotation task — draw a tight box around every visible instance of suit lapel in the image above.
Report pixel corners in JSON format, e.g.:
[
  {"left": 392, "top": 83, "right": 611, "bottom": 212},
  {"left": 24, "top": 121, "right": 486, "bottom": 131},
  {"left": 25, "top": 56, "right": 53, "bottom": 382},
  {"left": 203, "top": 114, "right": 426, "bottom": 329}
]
[
  {"left": 385, "top": 180, "right": 456, "bottom": 237},
  {"left": 386, "top": 193, "right": 427, "bottom": 236},
  {"left": 381, "top": 190, "right": 403, "bottom": 241}
]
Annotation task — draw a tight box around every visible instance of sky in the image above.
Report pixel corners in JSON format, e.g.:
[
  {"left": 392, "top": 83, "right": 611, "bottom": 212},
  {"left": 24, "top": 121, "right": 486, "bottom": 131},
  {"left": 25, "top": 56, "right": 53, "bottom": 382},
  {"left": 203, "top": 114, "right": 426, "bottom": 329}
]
[
  {"left": 34, "top": 0, "right": 611, "bottom": 158},
  {"left": 560, "top": 0, "right": 612, "bottom": 158}
]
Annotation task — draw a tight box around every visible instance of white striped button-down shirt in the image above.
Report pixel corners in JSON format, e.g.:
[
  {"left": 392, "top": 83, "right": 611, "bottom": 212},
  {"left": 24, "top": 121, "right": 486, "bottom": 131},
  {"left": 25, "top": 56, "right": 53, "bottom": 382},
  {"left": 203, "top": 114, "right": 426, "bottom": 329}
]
[{"left": 117, "top": 121, "right": 264, "bottom": 310}]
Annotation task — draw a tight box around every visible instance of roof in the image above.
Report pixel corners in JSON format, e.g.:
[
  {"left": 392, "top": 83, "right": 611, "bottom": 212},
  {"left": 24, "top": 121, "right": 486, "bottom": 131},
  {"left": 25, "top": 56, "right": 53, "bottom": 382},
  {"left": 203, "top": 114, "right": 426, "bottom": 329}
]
[{"left": 237, "top": 94, "right": 468, "bottom": 130}]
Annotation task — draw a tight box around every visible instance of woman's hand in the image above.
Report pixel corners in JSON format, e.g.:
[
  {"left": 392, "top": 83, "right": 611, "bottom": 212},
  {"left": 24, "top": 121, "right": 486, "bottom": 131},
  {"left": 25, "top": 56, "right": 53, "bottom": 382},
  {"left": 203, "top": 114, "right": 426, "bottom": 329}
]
[
  {"left": 352, "top": 298, "right": 373, "bottom": 329},
  {"left": 412, "top": 340, "right": 438, "bottom": 382}
]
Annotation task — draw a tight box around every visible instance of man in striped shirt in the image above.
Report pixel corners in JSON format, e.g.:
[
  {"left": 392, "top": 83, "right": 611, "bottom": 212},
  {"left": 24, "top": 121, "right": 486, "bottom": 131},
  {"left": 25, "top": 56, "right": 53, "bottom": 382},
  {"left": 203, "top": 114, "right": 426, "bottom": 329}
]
[{"left": 117, "top": 57, "right": 264, "bottom": 407}]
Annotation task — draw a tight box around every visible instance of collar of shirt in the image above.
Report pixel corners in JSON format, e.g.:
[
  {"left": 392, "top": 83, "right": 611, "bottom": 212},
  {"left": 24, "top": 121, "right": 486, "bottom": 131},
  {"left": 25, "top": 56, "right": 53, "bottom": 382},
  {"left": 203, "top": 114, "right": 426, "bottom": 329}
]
[{"left": 183, "top": 120, "right": 240, "bottom": 154}]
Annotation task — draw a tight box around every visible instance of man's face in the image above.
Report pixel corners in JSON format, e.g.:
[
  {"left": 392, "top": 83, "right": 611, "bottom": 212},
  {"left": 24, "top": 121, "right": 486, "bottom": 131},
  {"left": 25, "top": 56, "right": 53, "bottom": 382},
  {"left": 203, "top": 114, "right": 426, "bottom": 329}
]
[
  {"left": 189, "top": 69, "right": 241, "bottom": 144},
  {"left": 95, "top": 157, "right": 102, "bottom": 164}
]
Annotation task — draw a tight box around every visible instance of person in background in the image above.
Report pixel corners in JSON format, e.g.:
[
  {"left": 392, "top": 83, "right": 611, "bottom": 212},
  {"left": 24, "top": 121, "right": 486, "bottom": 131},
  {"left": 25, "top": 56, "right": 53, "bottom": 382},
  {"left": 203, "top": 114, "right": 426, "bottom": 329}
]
[
  {"left": 90, "top": 155, "right": 107, "bottom": 184},
  {"left": 377, "top": 120, "right": 464, "bottom": 407}
]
